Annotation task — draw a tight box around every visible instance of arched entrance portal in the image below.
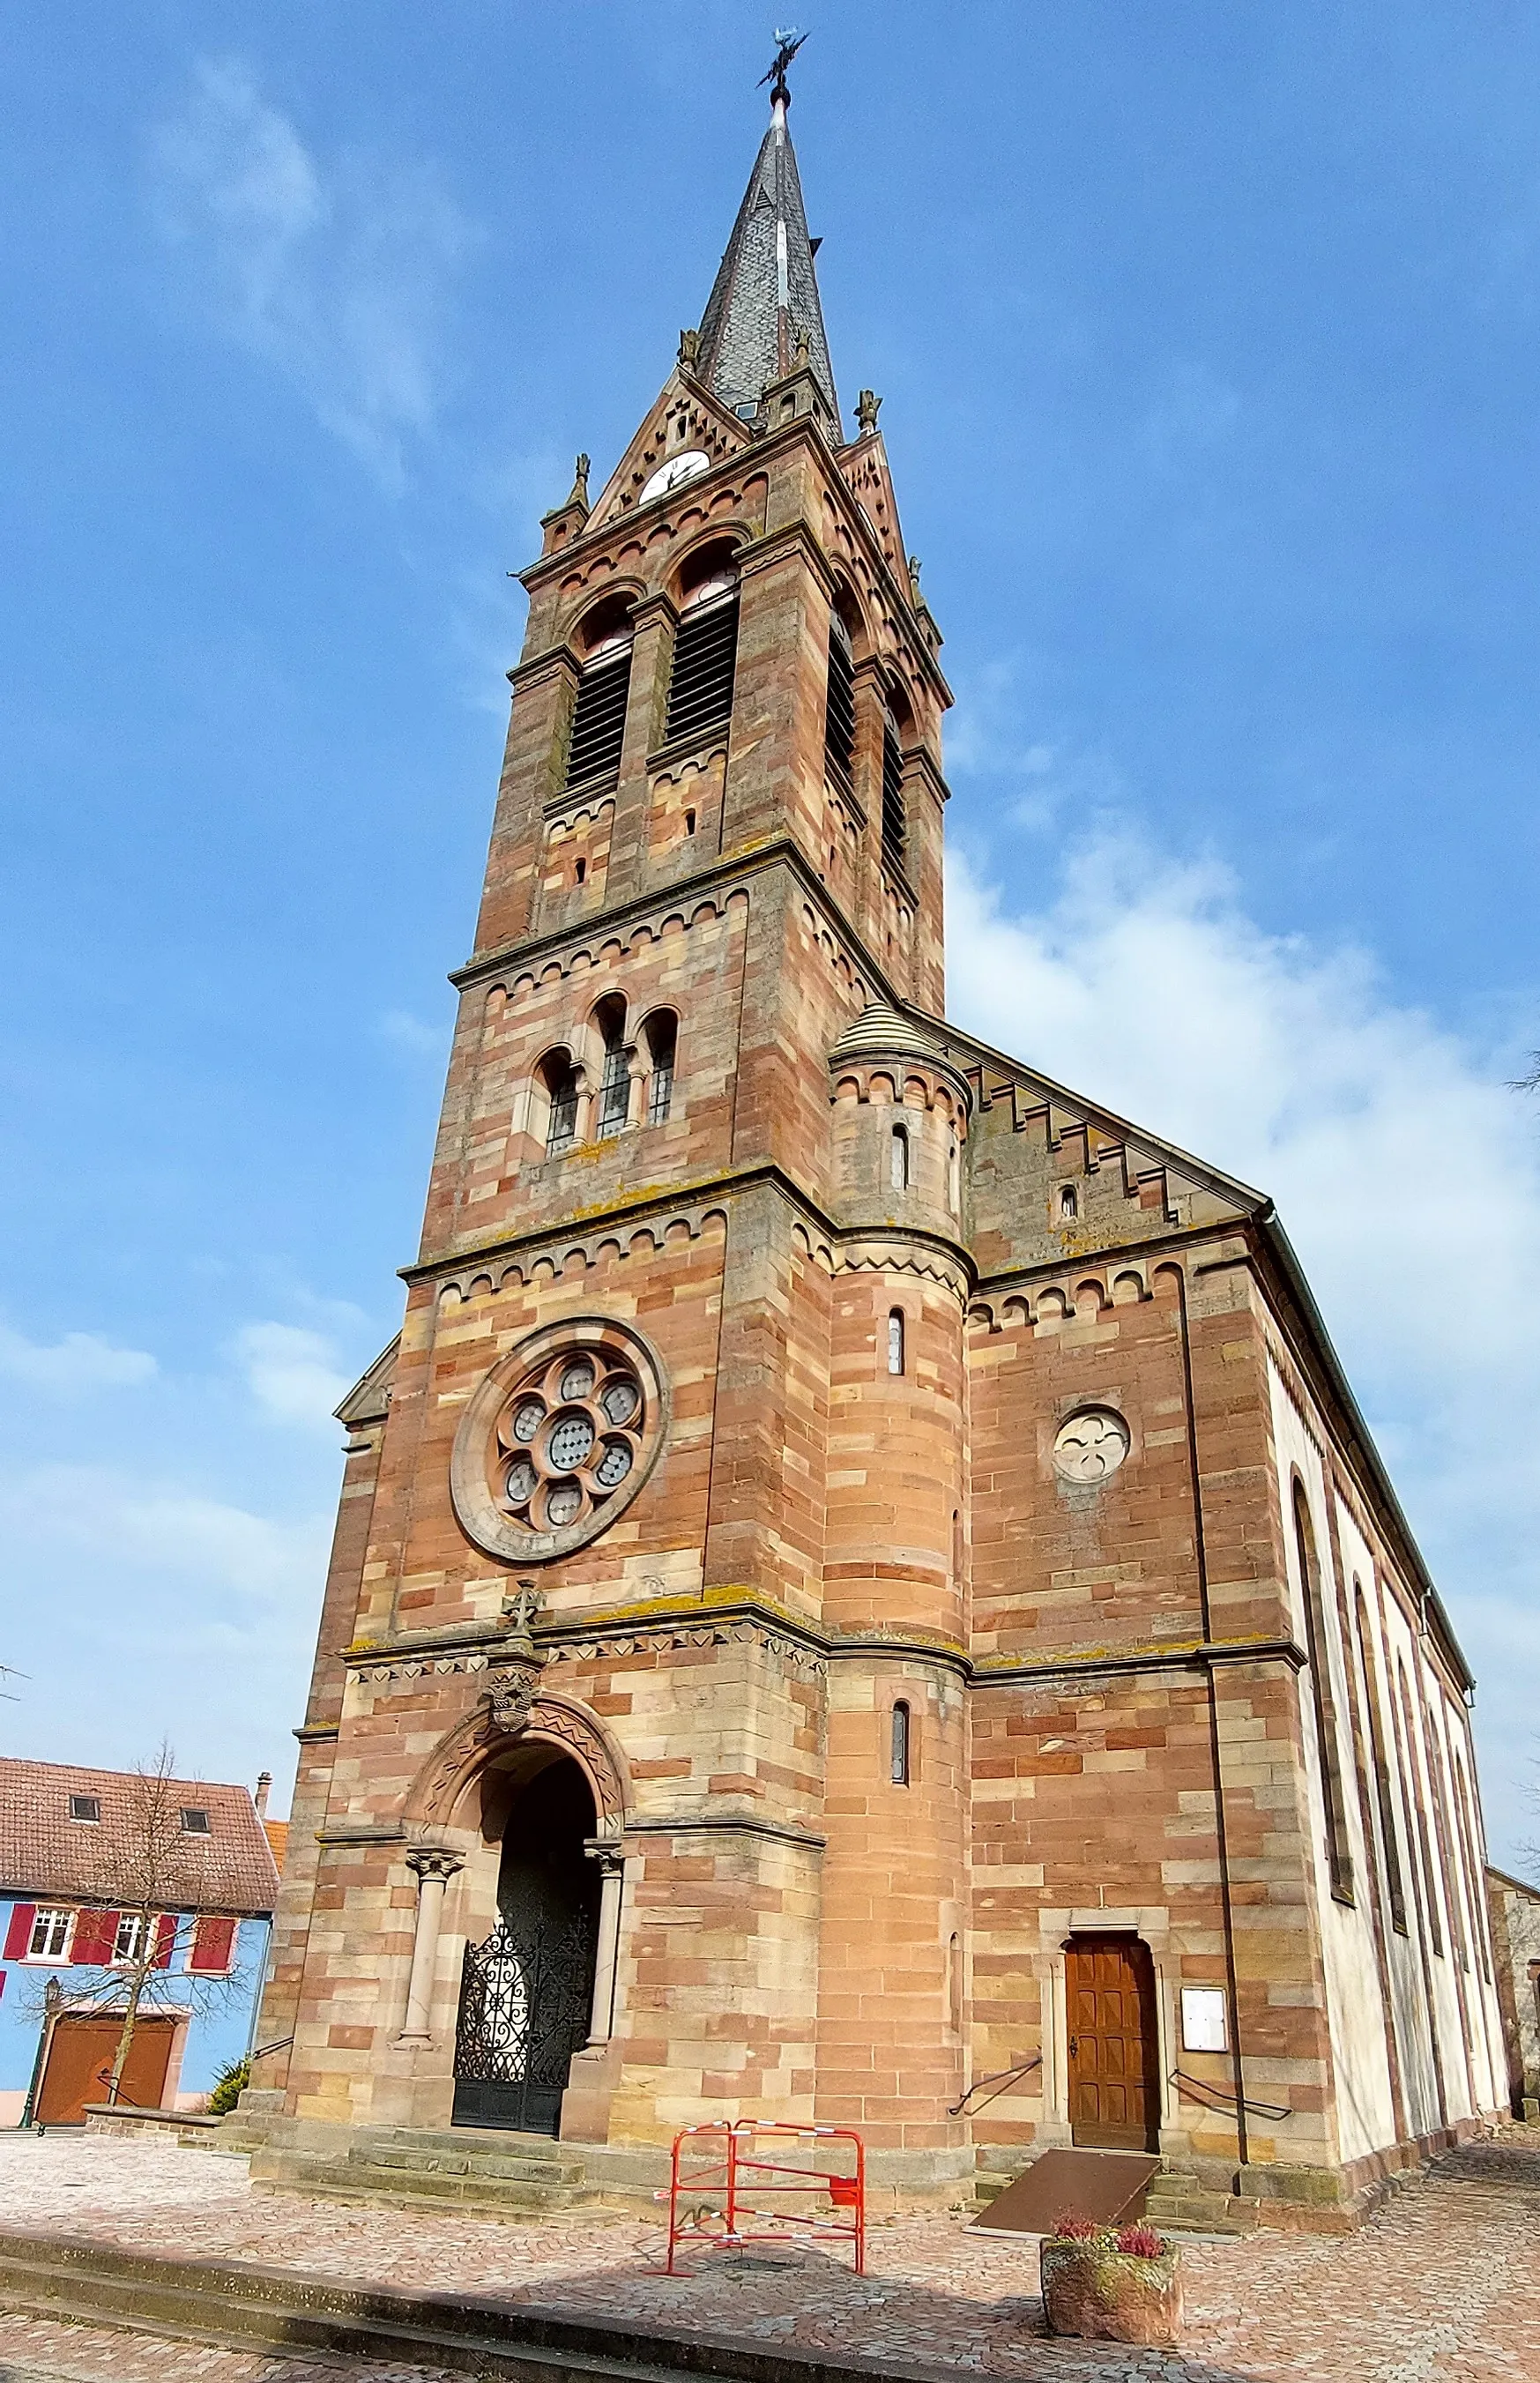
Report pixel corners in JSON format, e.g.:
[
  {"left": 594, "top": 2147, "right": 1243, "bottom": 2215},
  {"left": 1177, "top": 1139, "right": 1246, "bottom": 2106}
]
[{"left": 452, "top": 1752, "right": 600, "bottom": 2134}]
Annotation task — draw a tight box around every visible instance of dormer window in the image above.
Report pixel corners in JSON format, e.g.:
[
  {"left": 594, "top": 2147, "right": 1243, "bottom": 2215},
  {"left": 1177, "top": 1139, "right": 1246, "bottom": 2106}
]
[
  {"left": 666, "top": 547, "right": 740, "bottom": 744},
  {"left": 69, "top": 1794, "right": 100, "bottom": 1824},
  {"left": 180, "top": 1806, "right": 212, "bottom": 1835}
]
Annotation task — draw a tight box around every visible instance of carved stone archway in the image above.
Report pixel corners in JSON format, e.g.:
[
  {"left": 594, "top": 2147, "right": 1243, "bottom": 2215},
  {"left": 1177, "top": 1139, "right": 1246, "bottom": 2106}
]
[{"left": 404, "top": 1689, "right": 629, "bottom": 1840}]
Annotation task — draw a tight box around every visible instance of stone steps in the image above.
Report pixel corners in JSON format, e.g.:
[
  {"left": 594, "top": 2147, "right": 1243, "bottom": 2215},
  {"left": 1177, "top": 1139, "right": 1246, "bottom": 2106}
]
[
  {"left": 1142, "top": 2175, "right": 1260, "bottom": 2237},
  {"left": 250, "top": 2121, "right": 593, "bottom": 2217}
]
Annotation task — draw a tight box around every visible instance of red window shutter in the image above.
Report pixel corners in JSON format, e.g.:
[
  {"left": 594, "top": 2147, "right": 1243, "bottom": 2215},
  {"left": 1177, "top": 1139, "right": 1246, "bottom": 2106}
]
[
  {"left": 151, "top": 1914, "right": 178, "bottom": 1970},
  {"left": 189, "top": 1915, "right": 236, "bottom": 1975},
  {"left": 3, "top": 1904, "right": 35, "bottom": 1961},
  {"left": 71, "top": 1909, "right": 120, "bottom": 1964}
]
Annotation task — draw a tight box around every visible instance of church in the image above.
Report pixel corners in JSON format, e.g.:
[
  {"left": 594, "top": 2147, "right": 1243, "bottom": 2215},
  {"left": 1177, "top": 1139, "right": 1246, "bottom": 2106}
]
[{"left": 246, "top": 75, "right": 1507, "bottom": 2228}]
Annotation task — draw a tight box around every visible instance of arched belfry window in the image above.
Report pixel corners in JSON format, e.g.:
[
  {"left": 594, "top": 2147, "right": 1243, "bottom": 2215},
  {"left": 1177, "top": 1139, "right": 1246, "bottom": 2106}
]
[
  {"left": 565, "top": 599, "right": 634, "bottom": 790},
  {"left": 542, "top": 1052, "right": 580, "bottom": 1155},
  {"left": 881, "top": 703, "right": 906, "bottom": 861},
  {"left": 644, "top": 1010, "right": 677, "bottom": 1125},
  {"left": 824, "top": 608, "right": 856, "bottom": 792},
  {"left": 1293, "top": 1482, "right": 1353, "bottom": 1904},
  {"left": 593, "top": 996, "right": 629, "bottom": 1138},
  {"left": 666, "top": 547, "right": 740, "bottom": 744}
]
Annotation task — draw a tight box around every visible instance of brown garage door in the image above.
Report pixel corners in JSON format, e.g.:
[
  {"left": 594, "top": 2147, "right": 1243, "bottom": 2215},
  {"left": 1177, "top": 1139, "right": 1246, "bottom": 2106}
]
[
  {"left": 35, "top": 2014, "right": 177, "bottom": 2126},
  {"left": 1067, "top": 1933, "right": 1159, "bottom": 2152}
]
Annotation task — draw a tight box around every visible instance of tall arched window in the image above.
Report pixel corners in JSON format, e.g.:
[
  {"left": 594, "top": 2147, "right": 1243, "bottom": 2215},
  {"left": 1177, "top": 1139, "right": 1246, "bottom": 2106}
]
[
  {"left": 1424, "top": 1711, "right": 1469, "bottom": 1971},
  {"left": 666, "top": 549, "right": 739, "bottom": 743},
  {"left": 644, "top": 1011, "right": 677, "bottom": 1125},
  {"left": 890, "top": 1700, "right": 911, "bottom": 1785},
  {"left": 1355, "top": 1590, "right": 1407, "bottom": 1935},
  {"left": 887, "top": 1309, "right": 904, "bottom": 1376},
  {"left": 947, "top": 1124, "right": 960, "bottom": 1214},
  {"left": 593, "top": 996, "right": 629, "bottom": 1138},
  {"left": 1292, "top": 1483, "right": 1353, "bottom": 1903},
  {"left": 1451, "top": 1750, "right": 1492, "bottom": 1984},
  {"left": 889, "top": 1123, "right": 909, "bottom": 1191},
  {"left": 542, "top": 1052, "right": 580, "bottom": 1155},
  {"left": 1397, "top": 1658, "right": 1443, "bottom": 1956},
  {"left": 565, "top": 598, "right": 634, "bottom": 790},
  {"left": 823, "top": 608, "right": 856, "bottom": 792}
]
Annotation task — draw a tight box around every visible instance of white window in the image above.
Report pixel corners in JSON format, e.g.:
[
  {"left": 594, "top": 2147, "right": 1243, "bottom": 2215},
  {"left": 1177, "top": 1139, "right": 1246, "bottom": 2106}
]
[
  {"left": 112, "top": 1914, "right": 145, "bottom": 1966},
  {"left": 887, "top": 1310, "right": 905, "bottom": 1376},
  {"left": 889, "top": 1124, "right": 909, "bottom": 1192},
  {"left": 27, "top": 1909, "right": 73, "bottom": 1962}
]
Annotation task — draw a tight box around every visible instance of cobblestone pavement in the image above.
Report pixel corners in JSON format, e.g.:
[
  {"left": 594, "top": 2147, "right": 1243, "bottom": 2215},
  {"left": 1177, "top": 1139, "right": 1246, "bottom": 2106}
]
[{"left": 0, "top": 2126, "right": 1536, "bottom": 2381}]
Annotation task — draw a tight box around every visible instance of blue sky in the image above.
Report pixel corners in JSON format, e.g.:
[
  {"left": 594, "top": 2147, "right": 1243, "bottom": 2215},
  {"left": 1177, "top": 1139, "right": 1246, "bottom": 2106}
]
[{"left": 2, "top": 4, "right": 1537, "bottom": 1864}]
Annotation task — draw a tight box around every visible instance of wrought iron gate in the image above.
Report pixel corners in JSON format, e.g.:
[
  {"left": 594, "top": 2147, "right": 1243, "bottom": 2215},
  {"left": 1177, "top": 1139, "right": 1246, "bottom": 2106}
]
[{"left": 451, "top": 1911, "right": 596, "bottom": 2134}]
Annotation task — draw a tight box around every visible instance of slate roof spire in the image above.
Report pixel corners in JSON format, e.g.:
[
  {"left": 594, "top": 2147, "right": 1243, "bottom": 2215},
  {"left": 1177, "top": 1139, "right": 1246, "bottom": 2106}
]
[{"left": 696, "top": 79, "right": 839, "bottom": 426}]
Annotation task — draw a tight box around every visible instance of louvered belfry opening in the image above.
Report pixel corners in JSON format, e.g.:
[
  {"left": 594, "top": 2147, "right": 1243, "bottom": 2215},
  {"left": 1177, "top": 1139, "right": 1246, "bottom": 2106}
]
[
  {"left": 666, "top": 550, "right": 740, "bottom": 746},
  {"left": 565, "top": 598, "right": 634, "bottom": 791},
  {"left": 824, "top": 611, "right": 856, "bottom": 792},
  {"left": 881, "top": 710, "right": 906, "bottom": 860}
]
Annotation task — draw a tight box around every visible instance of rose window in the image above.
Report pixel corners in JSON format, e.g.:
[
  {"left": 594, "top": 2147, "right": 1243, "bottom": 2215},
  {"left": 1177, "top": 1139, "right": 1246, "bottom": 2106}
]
[
  {"left": 451, "top": 1318, "right": 669, "bottom": 1563},
  {"left": 491, "top": 1347, "right": 649, "bottom": 1538}
]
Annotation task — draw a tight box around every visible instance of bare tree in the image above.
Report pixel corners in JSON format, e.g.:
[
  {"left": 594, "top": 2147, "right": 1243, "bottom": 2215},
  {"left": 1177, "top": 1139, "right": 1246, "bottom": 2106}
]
[
  {"left": 1509, "top": 1054, "right": 1540, "bottom": 1098},
  {"left": 21, "top": 1745, "right": 242, "bottom": 2108}
]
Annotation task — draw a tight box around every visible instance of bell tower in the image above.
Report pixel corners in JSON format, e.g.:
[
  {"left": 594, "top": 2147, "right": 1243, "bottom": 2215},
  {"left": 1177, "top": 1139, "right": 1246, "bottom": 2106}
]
[{"left": 256, "top": 64, "right": 975, "bottom": 2186}]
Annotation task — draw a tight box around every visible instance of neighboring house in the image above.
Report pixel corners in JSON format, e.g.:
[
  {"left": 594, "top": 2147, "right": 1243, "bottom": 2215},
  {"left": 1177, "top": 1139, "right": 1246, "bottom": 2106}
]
[
  {"left": 1487, "top": 1867, "right": 1540, "bottom": 2119},
  {"left": 0, "top": 1759, "right": 281, "bottom": 2126}
]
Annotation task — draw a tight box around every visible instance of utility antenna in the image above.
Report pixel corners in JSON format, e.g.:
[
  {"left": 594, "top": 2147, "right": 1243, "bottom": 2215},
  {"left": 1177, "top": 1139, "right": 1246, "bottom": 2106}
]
[{"left": 759, "top": 26, "right": 810, "bottom": 106}]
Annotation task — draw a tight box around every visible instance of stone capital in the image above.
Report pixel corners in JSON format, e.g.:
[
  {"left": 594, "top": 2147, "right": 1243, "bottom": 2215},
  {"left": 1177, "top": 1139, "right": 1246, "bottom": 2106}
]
[{"left": 405, "top": 1847, "right": 465, "bottom": 1884}]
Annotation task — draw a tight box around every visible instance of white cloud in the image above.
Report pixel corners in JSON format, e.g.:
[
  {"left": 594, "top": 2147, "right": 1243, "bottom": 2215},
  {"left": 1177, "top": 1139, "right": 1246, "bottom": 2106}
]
[
  {"left": 947, "top": 834, "right": 1540, "bottom": 1867},
  {"left": 378, "top": 1006, "right": 447, "bottom": 1059},
  {"left": 150, "top": 57, "right": 475, "bottom": 488},
  {"left": 232, "top": 1321, "right": 349, "bottom": 1430},
  {"left": 0, "top": 1324, "right": 156, "bottom": 1393}
]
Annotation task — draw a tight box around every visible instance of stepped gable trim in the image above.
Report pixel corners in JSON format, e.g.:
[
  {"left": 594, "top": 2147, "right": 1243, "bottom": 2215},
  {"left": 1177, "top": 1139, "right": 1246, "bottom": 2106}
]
[{"left": 405, "top": 1165, "right": 973, "bottom": 1296}]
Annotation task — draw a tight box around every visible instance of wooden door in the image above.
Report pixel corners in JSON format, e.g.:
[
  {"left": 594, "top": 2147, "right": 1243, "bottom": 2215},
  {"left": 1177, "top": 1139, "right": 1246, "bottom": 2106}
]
[
  {"left": 1066, "top": 1934, "right": 1159, "bottom": 2151},
  {"left": 35, "top": 2014, "right": 175, "bottom": 2126}
]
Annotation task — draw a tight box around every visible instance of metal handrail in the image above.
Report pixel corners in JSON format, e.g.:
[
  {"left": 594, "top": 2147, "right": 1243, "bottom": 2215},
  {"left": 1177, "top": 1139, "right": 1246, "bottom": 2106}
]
[
  {"left": 1170, "top": 2067, "right": 1290, "bottom": 2123},
  {"left": 949, "top": 2054, "right": 1042, "bottom": 2118}
]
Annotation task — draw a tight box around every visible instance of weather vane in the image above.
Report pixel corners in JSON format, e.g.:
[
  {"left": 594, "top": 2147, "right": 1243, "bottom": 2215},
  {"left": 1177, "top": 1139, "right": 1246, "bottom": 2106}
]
[{"left": 760, "top": 26, "right": 809, "bottom": 106}]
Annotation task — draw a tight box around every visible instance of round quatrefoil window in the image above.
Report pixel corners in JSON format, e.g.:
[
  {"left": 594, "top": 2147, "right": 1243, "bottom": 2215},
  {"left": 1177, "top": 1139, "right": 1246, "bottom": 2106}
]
[
  {"left": 450, "top": 1318, "right": 670, "bottom": 1563},
  {"left": 1052, "top": 1407, "right": 1131, "bottom": 1486}
]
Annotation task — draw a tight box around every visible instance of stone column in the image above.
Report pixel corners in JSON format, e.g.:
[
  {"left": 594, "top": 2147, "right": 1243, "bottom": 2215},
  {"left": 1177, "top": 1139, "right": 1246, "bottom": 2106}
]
[
  {"left": 584, "top": 1843, "right": 626, "bottom": 2046},
  {"left": 399, "top": 1850, "right": 464, "bottom": 2044}
]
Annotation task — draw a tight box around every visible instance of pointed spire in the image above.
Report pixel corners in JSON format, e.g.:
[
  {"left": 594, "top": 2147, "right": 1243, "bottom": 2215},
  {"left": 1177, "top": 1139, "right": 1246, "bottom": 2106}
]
[{"left": 695, "top": 86, "right": 838, "bottom": 424}]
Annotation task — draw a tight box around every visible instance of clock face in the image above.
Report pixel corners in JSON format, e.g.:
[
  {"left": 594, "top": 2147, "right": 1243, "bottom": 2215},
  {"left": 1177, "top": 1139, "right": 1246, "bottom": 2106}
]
[{"left": 638, "top": 449, "right": 710, "bottom": 505}]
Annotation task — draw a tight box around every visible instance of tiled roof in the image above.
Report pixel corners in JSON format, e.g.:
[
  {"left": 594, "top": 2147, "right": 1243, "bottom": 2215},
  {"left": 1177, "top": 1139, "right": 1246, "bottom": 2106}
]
[
  {"left": 696, "top": 99, "right": 838, "bottom": 422},
  {"left": 262, "top": 1818, "right": 290, "bottom": 1873},
  {"left": 0, "top": 1759, "right": 281, "bottom": 1917}
]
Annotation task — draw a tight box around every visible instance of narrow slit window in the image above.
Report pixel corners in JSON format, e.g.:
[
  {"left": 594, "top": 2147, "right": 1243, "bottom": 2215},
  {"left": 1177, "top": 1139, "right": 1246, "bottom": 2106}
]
[
  {"left": 1059, "top": 1183, "right": 1077, "bottom": 1221},
  {"left": 666, "top": 571, "right": 739, "bottom": 742},
  {"left": 887, "top": 1309, "right": 905, "bottom": 1376},
  {"left": 684, "top": 808, "right": 696, "bottom": 836},
  {"left": 889, "top": 1124, "right": 909, "bottom": 1191},
  {"left": 574, "top": 856, "right": 586, "bottom": 885},
  {"left": 824, "top": 611, "right": 856, "bottom": 791},
  {"left": 890, "top": 1701, "right": 911, "bottom": 1785}
]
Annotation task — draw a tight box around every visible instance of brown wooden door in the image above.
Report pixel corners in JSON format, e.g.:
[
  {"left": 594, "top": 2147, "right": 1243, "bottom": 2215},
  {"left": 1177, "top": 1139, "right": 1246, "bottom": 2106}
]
[
  {"left": 1066, "top": 1934, "right": 1159, "bottom": 2151},
  {"left": 35, "top": 2015, "right": 175, "bottom": 2126}
]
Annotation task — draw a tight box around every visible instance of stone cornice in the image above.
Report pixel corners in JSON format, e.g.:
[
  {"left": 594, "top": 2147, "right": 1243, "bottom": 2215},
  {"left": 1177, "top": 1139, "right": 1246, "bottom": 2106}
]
[
  {"left": 621, "top": 1813, "right": 827, "bottom": 1851},
  {"left": 400, "top": 1159, "right": 975, "bottom": 1294},
  {"left": 971, "top": 1635, "right": 1307, "bottom": 1687}
]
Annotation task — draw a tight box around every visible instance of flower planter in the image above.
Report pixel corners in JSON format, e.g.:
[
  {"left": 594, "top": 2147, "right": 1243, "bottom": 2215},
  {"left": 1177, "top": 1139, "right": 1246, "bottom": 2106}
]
[{"left": 1040, "top": 2230, "right": 1183, "bottom": 2346}]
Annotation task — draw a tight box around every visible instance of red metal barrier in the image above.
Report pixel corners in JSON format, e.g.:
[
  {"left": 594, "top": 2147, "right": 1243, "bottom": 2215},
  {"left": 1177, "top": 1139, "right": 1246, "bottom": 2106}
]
[{"left": 661, "top": 2120, "right": 866, "bottom": 2275}]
